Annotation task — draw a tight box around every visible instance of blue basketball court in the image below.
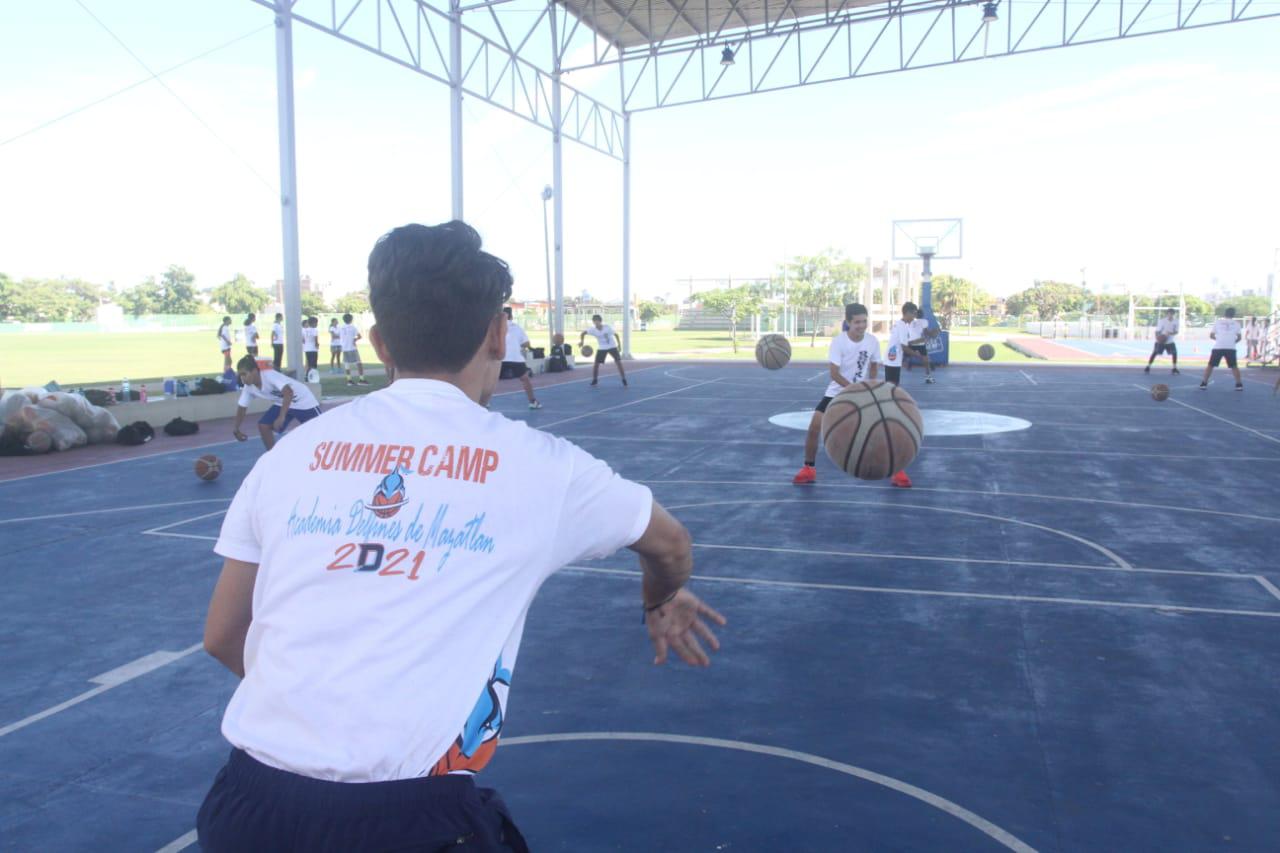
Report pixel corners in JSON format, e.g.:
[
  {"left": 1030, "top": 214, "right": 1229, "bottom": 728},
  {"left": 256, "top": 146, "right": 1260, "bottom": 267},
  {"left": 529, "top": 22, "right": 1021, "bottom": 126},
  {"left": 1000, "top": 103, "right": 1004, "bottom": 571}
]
[{"left": 2, "top": 362, "right": 1278, "bottom": 852}]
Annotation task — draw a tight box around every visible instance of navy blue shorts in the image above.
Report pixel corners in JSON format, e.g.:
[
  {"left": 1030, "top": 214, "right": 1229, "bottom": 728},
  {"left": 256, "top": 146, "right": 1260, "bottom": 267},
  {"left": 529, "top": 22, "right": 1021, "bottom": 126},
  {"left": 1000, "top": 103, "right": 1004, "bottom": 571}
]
[
  {"left": 258, "top": 404, "right": 322, "bottom": 429},
  {"left": 198, "top": 748, "right": 529, "bottom": 852}
]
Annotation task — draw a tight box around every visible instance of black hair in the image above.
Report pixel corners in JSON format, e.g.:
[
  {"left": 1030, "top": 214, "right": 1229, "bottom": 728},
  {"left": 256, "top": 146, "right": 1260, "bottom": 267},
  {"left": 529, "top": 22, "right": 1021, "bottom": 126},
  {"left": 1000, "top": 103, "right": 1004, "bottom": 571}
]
[
  {"left": 1165, "top": 308, "right": 1176, "bottom": 315},
  {"left": 1224, "top": 307, "right": 1236, "bottom": 318},
  {"left": 244, "top": 313, "right": 255, "bottom": 324},
  {"left": 592, "top": 314, "right": 602, "bottom": 322},
  {"left": 221, "top": 316, "right": 230, "bottom": 324},
  {"left": 274, "top": 313, "right": 283, "bottom": 321},
  {"left": 342, "top": 313, "right": 353, "bottom": 323},
  {"left": 235, "top": 354, "right": 259, "bottom": 373},
  {"left": 367, "top": 221, "right": 513, "bottom": 372},
  {"left": 308, "top": 315, "right": 318, "bottom": 324},
  {"left": 845, "top": 303, "right": 868, "bottom": 321},
  {"left": 902, "top": 302, "right": 918, "bottom": 314},
  {"left": 330, "top": 317, "right": 338, "bottom": 324},
  {"left": 503, "top": 306, "right": 513, "bottom": 318}
]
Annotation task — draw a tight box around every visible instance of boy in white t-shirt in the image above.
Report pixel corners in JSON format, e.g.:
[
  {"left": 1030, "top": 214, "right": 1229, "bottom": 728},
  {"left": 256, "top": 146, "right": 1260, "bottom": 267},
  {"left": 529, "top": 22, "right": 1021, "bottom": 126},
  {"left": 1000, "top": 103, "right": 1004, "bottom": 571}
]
[
  {"left": 1144, "top": 308, "right": 1181, "bottom": 375},
  {"left": 793, "top": 303, "right": 881, "bottom": 485},
  {"left": 302, "top": 315, "right": 320, "bottom": 377},
  {"left": 271, "top": 313, "right": 285, "bottom": 371},
  {"left": 243, "top": 313, "right": 259, "bottom": 357},
  {"left": 580, "top": 314, "right": 628, "bottom": 387},
  {"left": 883, "top": 302, "right": 924, "bottom": 387},
  {"left": 339, "top": 312, "right": 369, "bottom": 386},
  {"left": 328, "top": 317, "right": 342, "bottom": 374},
  {"left": 231, "top": 355, "right": 323, "bottom": 451},
  {"left": 500, "top": 307, "right": 541, "bottom": 409},
  {"left": 904, "top": 311, "right": 936, "bottom": 384},
  {"left": 1199, "top": 307, "right": 1244, "bottom": 391},
  {"left": 198, "top": 221, "right": 724, "bottom": 851}
]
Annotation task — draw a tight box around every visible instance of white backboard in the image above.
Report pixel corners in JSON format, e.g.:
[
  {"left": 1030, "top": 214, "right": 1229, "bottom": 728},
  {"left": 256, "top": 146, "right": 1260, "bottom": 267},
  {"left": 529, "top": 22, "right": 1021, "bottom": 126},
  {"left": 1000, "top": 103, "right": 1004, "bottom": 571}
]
[{"left": 892, "top": 219, "right": 963, "bottom": 260}]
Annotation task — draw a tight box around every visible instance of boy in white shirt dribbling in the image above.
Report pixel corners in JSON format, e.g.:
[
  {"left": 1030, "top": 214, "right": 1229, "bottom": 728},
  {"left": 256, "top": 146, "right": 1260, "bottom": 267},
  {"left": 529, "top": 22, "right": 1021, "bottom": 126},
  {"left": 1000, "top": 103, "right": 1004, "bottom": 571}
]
[
  {"left": 197, "top": 221, "right": 724, "bottom": 851},
  {"left": 1144, "top": 308, "right": 1181, "bottom": 375},
  {"left": 884, "top": 302, "right": 923, "bottom": 388},
  {"left": 580, "top": 314, "right": 628, "bottom": 387},
  {"left": 904, "top": 310, "right": 936, "bottom": 384},
  {"left": 1199, "top": 307, "right": 1244, "bottom": 391},
  {"left": 231, "top": 355, "right": 323, "bottom": 451},
  {"left": 793, "top": 303, "right": 882, "bottom": 485}
]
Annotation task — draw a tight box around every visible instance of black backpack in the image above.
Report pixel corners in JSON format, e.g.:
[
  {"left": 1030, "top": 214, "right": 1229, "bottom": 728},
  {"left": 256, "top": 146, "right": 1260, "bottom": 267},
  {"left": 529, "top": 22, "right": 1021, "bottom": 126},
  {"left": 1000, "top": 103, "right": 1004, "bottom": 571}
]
[
  {"left": 163, "top": 417, "right": 199, "bottom": 437},
  {"left": 83, "top": 388, "right": 113, "bottom": 407},
  {"left": 116, "top": 421, "right": 156, "bottom": 446}
]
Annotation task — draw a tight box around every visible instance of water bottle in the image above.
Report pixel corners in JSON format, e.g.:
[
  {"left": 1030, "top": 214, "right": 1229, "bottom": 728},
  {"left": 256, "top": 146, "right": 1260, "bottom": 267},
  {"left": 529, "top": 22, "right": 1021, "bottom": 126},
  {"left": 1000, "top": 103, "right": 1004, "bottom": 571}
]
[
  {"left": 163, "top": 377, "right": 175, "bottom": 399},
  {"left": 122, "top": 377, "right": 131, "bottom": 400},
  {"left": 139, "top": 384, "right": 148, "bottom": 404}
]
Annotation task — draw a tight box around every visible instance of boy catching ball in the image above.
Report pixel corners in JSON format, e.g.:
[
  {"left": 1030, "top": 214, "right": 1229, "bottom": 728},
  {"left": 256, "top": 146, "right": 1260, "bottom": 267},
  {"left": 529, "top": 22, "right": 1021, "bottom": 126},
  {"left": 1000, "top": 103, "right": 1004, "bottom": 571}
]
[{"left": 793, "top": 303, "right": 881, "bottom": 485}]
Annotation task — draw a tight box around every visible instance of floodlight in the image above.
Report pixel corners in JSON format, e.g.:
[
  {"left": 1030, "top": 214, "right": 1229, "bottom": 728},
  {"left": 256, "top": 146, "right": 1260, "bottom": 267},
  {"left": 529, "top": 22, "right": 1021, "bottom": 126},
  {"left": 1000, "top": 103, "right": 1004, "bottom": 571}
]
[
  {"left": 720, "top": 46, "right": 735, "bottom": 66},
  {"left": 541, "top": 185, "right": 553, "bottom": 201},
  {"left": 982, "top": 2, "right": 999, "bottom": 22}
]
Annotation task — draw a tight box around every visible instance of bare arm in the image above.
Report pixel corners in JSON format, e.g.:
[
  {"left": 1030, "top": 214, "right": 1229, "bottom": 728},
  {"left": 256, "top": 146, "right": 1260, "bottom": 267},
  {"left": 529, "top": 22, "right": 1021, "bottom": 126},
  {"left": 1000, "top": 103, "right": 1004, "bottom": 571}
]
[
  {"left": 869, "top": 361, "right": 879, "bottom": 380},
  {"left": 233, "top": 406, "right": 248, "bottom": 440},
  {"left": 204, "top": 558, "right": 258, "bottom": 678},
  {"left": 629, "top": 501, "right": 725, "bottom": 666},
  {"left": 276, "top": 385, "right": 294, "bottom": 422},
  {"left": 828, "top": 363, "right": 847, "bottom": 388}
]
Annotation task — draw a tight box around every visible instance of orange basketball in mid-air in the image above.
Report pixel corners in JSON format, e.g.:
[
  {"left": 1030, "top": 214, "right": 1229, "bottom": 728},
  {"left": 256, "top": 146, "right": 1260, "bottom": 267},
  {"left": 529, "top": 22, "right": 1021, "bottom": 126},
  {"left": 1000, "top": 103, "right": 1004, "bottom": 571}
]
[{"left": 821, "top": 381, "right": 924, "bottom": 480}]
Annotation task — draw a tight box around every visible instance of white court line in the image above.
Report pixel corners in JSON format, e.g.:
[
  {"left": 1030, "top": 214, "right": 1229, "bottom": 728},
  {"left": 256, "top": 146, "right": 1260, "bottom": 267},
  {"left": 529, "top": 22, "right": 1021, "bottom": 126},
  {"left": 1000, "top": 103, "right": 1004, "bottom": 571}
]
[
  {"left": 1253, "top": 575, "right": 1280, "bottom": 603},
  {"left": 692, "top": 542, "right": 1244, "bottom": 580},
  {"left": 501, "top": 732, "right": 1037, "bottom": 853},
  {"left": 1019, "top": 370, "right": 1037, "bottom": 385},
  {"left": 491, "top": 363, "right": 666, "bottom": 398},
  {"left": 665, "top": 498, "right": 1135, "bottom": 568},
  {"left": 805, "top": 370, "right": 827, "bottom": 382},
  {"left": 0, "top": 643, "right": 203, "bottom": 738},
  {"left": 155, "top": 830, "right": 198, "bottom": 853},
  {"left": 142, "top": 509, "right": 229, "bottom": 535},
  {"left": 557, "top": 434, "right": 1280, "bottom": 462},
  {"left": 1148, "top": 387, "right": 1280, "bottom": 447},
  {"left": 562, "top": 565, "right": 1280, "bottom": 619},
  {"left": 640, "top": 478, "right": 1280, "bottom": 524},
  {"left": 537, "top": 378, "right": 720, "bottom": 428},
  {"left": 0, "top": 498, "right": 231, "bottom": 525}
]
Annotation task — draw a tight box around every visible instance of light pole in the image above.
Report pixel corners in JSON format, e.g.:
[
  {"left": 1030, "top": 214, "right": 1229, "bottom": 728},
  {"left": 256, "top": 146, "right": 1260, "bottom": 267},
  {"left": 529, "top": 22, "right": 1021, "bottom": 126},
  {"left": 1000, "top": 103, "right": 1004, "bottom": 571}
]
[{"left": 540, "top": 185, "right": 554, "bottom": 347}]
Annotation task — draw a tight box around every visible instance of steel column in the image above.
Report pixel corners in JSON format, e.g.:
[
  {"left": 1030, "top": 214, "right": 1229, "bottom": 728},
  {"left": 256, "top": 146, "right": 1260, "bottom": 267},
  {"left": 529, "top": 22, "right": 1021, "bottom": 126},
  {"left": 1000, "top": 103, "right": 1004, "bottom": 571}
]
[{"left": 273, "top": 1, "right": 304, "bottom": 378}]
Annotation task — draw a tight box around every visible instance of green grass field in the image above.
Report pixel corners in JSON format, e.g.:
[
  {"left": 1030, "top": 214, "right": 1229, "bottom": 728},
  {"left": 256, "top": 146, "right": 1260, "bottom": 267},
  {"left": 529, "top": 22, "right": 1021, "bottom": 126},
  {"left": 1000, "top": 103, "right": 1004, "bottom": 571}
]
[{"left": 0, "top": 328, "right": 1032, "bottom": 389}]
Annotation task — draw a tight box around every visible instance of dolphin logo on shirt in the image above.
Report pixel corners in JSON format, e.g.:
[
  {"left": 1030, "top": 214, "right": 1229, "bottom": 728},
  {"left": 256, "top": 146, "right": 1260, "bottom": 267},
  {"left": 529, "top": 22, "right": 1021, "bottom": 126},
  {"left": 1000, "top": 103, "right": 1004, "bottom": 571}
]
[
  {"left": 364, "top": 466, "right": 410, "bottom": 518},
  {"left": 429, "top": 656, "right": 513, "bottom": 777}
]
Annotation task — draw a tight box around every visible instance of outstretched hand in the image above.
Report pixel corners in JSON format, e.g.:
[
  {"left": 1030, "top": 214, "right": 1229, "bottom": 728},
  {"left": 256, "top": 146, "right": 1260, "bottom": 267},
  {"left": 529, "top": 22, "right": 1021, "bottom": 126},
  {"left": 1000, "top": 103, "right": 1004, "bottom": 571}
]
[{"left": 644, "top": 588, "right": 726, "bottom": 667}]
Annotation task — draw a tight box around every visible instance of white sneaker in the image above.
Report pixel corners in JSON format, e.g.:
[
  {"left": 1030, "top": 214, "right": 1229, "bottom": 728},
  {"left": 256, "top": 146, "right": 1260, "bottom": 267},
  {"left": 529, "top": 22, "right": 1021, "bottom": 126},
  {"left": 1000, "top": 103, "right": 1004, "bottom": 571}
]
[{"left": 529, "top": 400, "right": 542, "bottom": 409}]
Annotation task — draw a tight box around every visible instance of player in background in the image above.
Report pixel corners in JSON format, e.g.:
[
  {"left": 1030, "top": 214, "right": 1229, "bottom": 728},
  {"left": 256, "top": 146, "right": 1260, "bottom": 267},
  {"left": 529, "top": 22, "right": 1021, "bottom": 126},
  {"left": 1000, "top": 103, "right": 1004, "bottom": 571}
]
[
  {"left": 231, "top": 355, "right": 323, "bottom": 451},
  {"left": 340, "top": 313, "right": 369, "bottom": 386},
  {"left": 1200, "top": 307, "right": 1243, "bottom": 391},
  {"left": 328, "top": 317, "right": 342, "bottom": 374},
  {"left": 501, "top": 307, "right": 542, "bottom": 409},
  {"left": 793, "top": 303, "right": 881, "bottom": 485},
  {"left": 271, "top": 313, "right": 285, "bottom": 371},
  {"left": 243, "top": 313, "right": 259, "bottom": 358},
  {"left": 218, "top": 316, "right": 234, "bottom": 371},
  {"left": 302, "top": 316, "right": 320, "bottom": 378},
  {"left": 1144, "top": 308, "right": 1181, "bottom": 375},
  {"left": 580, "top": 314, "right": 628, "bottom": 387},
  {"left": 905, "top": 309, "right": 936, "bottom": 384}
]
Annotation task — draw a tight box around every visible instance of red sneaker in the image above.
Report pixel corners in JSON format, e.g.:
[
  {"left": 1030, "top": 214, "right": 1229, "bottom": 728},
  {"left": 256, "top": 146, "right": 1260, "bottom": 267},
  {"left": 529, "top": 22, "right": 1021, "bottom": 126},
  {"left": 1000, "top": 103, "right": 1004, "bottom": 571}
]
[
  {"left": 891, "top": 471, "right": 912, "bottom": 488},
  {"left": 792, "top": 465, "right": 816, "bottom": 485}
]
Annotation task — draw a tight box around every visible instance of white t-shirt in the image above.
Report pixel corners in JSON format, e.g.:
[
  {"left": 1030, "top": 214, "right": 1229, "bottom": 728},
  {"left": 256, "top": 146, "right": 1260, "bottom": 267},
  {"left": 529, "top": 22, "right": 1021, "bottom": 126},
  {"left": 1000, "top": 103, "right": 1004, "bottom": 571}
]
[
  {"left": 244, "top": 324, "right": 259, "bottom": 347},
  {"left": 272, "top": 323, "right": 284, "bottom": 345},
  {"left": 908, "top": 318, "right": 929, "bottom": 343},
  {"left": 329, "top": 325, "right": 341, "bottom": 348},
  {"left": 883, "top": 320, "right": 914, "bottom": 367},
  {"left": 214, "top": 379, "right": 653, "bottom": 782},
  {"left": 302, "top": 327, "right": 319, "bottom": 353},
  {"left": 339, "top": 323, "right": 360, "bottom": 352},
  {"left": 1245, "top": 323, "right": 1260, "bottom": 342},
  {"left": 824, "top": 332, "right": 882, "bottom": 397},
  {"left": 237, "top": 369, "right": 320, "bottom": 411},
  {"left": 1155, "top": 318, "right": 1179, "bottom": 338},
  {"left": 1211, "top": 318, "right": 1241, "bottom": 349},
  {"left": 584, "top": 324, "right": 618, "bottom": 350},
  {"left": 218, "top": 325, "right": 233, "bottom": 352},
  {"left": 503, "top": 323, "right": 530, "bottom": 362}
]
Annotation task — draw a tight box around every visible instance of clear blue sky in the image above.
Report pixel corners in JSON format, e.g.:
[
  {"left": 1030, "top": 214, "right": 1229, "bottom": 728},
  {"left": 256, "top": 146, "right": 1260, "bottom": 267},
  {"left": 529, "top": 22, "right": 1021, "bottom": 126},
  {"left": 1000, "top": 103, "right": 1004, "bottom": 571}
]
[{"left": 2, "top": 1, "right": 1277, "bottom": 303}]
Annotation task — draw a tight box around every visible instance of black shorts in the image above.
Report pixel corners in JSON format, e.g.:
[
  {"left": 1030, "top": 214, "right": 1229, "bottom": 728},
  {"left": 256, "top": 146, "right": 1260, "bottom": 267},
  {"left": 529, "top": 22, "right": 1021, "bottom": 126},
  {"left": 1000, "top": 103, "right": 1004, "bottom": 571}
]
[
  {"left": 815, "top": 396, "right": 834, "bottom": 413},
  {"left": 884, "top": 365, "right": 902, "bottom": 386},
  {"left": 595, "top": 347, "right": 621, "bottom": 364},
  {"left": 198, "top": 748, "right": 528, "bottom": 853},
  {"left": 246, "top": 345, "right": 258, "bottom": 357},
  {"left": 305, "top": 350, "right": 319, "bottom": 370},
  {"left": 1208, "top": 349, "right": 1238, "bottom": 368},
  {"left": 499, "top": 361, "right": 529, "bottom": 380},
  {"left": 1151, "top": 341, "right": 1177, "bottom": 356},
  {"left": 909, "top": 344, "right": 928, "bottom": 356}
]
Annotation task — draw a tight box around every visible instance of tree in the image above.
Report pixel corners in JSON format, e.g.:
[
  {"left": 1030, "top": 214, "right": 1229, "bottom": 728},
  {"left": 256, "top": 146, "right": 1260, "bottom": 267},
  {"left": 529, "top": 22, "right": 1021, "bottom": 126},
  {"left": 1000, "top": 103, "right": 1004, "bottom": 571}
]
[
  {"left": 0, "top": 274, "right": 103, "bottom": 322},
  {"left": 695, "top": 285, "right": 762, "bottom": 353},
  {"left": 334, "top": 291, "right": 371, "bottom": 314},
  {"left": 1005, "top": 280, "right": 1087, "bottom": 319},
  {"left": 1215, "top": 295, "right": 1271, "bottom": 317},
  {"left": 783, "top": 253, "right": 844, "bottom": 346},
  {"left": 157, "top": 265, "right": 200, "bottom": 314},
  {"left": 1182, "top": 295, "right": 1213, "bottom": 324},
  {"left": 300, "top": 290, "right": 329, "bottom": 317},
  {"left": 120, "top": 278, "right": 159, "bottom": 318},
  {"left": 930, "top": 274, "right": 992, "bottom": 329},
  {"left": 210, "top": 274, "right": 272, "bottom": 314},
  {"left": 637, "top": 299, "right": 666, "bottom": 324}
]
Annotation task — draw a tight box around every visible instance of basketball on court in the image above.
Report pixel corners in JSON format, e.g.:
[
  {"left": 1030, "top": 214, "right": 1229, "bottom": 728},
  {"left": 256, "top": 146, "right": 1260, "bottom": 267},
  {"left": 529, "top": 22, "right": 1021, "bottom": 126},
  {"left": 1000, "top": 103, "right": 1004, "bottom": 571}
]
[
  {"left": 581, "top": 344, "right": 594, "bottom": 356},
  {"left": 1151, "top": 384, "right": 1170, "bottom": 402},
  {"left": 755, "top": 334, "right": 792, "bottom": 370},
  {"left": 195, "top": 454, "right": 222, "bottom": 481},
  {"left": 978, "top": 343, "right": 995, "bottom": 361},
  {"left": 821, "top": 381, "right": 923, "bottom": 480}
]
